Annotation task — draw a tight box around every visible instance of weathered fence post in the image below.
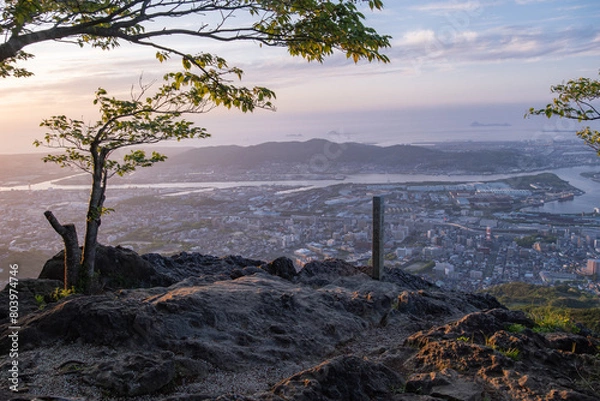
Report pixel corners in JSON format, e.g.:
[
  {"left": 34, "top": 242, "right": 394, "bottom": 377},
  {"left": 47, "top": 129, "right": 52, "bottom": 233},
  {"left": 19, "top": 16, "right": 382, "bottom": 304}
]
[{"left": 372, "top": 196, "right": 384, "bottom": 280}]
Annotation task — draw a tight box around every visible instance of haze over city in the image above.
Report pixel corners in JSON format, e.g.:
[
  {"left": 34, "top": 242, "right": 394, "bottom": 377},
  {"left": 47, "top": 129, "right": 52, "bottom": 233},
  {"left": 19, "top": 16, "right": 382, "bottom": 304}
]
[{"left": 0, "top": 0, "right": 599, "bottom": 154}]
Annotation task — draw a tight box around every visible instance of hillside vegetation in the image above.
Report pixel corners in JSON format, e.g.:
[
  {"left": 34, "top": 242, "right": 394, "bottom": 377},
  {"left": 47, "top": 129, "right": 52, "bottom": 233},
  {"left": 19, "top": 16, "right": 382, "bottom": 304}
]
[
  {"left": 485, "top": 282, "right": 600, "bottom": 333},
  {"left": 502, "top": 172, "right": 577, "bottom": 191}
]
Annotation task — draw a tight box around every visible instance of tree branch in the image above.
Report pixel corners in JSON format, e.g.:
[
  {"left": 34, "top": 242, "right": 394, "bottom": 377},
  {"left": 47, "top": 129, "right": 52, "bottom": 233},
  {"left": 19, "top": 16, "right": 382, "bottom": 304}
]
[
  {"left": 44, "top": 210, "right": 71, "bottom": 237},
  {"left": 577, "top": 101, "right": 600, "bottom": 120}
]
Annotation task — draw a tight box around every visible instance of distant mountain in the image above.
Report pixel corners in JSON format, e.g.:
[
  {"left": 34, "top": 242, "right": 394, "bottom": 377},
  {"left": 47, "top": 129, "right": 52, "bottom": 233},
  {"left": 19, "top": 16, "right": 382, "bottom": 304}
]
[
  {"left": 169, "top": 138, "right": 440, "bottom": 169},
  {"left": 157, "top": 138, "right": 547, "bottom": 177},
  {"left": 0, "top": 139, "right": 554, "bottom": 185},
  {"left": 0, "top": 153, "right": 70, "bottom": 186}
]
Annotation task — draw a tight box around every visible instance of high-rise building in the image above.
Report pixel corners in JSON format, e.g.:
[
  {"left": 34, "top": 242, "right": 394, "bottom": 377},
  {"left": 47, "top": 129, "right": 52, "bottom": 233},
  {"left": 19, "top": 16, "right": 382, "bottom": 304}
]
[{"left": 585, "top": 259, "right": 600, "bottom": 276}]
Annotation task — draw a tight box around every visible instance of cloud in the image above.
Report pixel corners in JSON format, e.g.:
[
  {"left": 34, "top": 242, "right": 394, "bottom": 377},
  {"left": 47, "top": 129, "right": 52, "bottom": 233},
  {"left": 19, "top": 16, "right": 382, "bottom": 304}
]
[
  {"left": 398, "top": 29, "right": 478, "bottom": 46},
  {"left": 401, "top": 30, "right": 437, "bottom": 45},
  {"left": 410, "top": 1, "right": 486, "bottom": 14},
  {"left": 514, "top": 0, "right": 553, "bottom": 4},
  {"left": 390, "top": 24, "right": 600, "bottom": 71}
]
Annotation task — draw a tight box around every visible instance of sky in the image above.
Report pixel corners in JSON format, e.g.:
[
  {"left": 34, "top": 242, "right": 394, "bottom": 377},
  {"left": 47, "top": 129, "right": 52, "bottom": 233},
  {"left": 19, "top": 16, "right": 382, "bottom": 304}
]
[{"left": 0, "top": 0, "right": 599, "bottom": 154}]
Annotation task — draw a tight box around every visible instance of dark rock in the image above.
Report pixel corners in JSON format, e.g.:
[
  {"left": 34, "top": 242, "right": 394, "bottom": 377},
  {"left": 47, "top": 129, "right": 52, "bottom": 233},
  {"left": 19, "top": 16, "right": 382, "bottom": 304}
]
[
  {"left": 163, "top": 396, "right": 214, "bottom": 401},
  {"left": 85, "top": 352, "right": 175, "bottom": 396},
  {"left": 401, "top": 308, "right": 600, "bottom": 401},
  {"left": 143, "top": 252, "right": 265, "bottom": 283},
  {"left": 260, "top": 257, "right": 297, "bottom": 281},
  {"left": 6, "top": 251, "right": 600, "bottom": 401},
  {"left": 230, "top": 268, "right": 245, "bottom": 279},
  {"left": 0, "top": 278, "right": 63, "bottom": 324},
  {"left": 210, "top": 396, "right": 282, "bottom": 401},
  {"left": 382, "top": 267, "right": 437, "bottom": 291},
  {"left": 295, "top": 258, "right": 367, "bottom": 286},
  {"left": 8, "top": 396, "right": 87, "bottom": 401},
  {"left": 405, "top": 369, "right": 483, "bottom": 401},
  {"left": 545, "top": 332, "right": 600, "bottom": 354},
  {"left": 40, "top": 246, "right": 268, "bottom": 290},
  {"left": 406, "top": 309, "right": 534, "bottom": 346},
  {"left": 40, "top": 245, "right": 173, "bottom": 289},
  {"left": 457, "top": 291, "right": 505, "bottom": 311},
  {"left": 545, "top": 389, "right": 599, "bottom": 401},
  {"left": 4, "top": 275, "right": 371, "bottom": 365},
  {"left": 395, "top": 290, "right": 453, "bottom": 319},
  {"left": 271, "top": 355, "right": 405, "bottom": 401},
  {"left": 1, "top": 292, "right": 146, "bottom": 351}
]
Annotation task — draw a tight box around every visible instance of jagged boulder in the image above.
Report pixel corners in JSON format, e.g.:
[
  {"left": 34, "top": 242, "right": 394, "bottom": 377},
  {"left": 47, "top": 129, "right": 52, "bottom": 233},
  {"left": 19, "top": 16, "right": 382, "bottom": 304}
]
[
  {"left": 143, "top": 251, "right": 265, "bottom": 283},
  {"left": 382, "top": 267, "right": 438, "bottom": 291},
  {"left": 6, "top": 395, "right": 84, "bottom": 401},
  {"left": 84, "top": 352, "right": 176, "bottom": 397},
  {"left": 260, "top": 257, "right": 297, "bottom": 281},
  {"left": 39, "top": 246, "right": 268, "bottom": 290},
  {"left": 400, "top": 308, "right": 600, "bottom": 401},
  {"left": 2, "top": 263, "right": 502, "bottom": 367},
  {"left": 39, "top": 245, "right": 173, "bottom": 289},
  {"left": 271, "top": 355, "right": 405, "bottom": 401},
  {"left": 405, "top": 369, "right": 484, "bottom": 401},
  {"left": 4, "top": 274, "right": 370, "bottom": 363},
  {"left": 295, "top": 258, "right": 368, "bottom": 286},
  {"left": 0, "top": 278, "right": 63, "bottom": 324}
]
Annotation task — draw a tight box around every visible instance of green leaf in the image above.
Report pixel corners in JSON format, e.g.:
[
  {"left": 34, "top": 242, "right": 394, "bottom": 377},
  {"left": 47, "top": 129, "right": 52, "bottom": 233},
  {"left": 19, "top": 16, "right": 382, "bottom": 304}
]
[{"left": 528, "top": 69, "right": 600, "bottom": 154}]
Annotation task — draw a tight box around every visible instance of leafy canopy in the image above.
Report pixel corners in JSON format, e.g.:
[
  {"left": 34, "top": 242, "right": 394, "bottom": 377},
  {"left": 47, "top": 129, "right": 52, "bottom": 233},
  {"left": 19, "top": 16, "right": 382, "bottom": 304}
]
[
  {"left": 21, "top": 0, "right": 390, "bottom": 290},
  {"left": 527, "top": 70, "right": 600, "bottom": 155},
  {"left": 33, "top": 57, "right": 275, "bottom": 177},
  {"left": 0, "top": 0, "right": 391, "bottom": 78}
]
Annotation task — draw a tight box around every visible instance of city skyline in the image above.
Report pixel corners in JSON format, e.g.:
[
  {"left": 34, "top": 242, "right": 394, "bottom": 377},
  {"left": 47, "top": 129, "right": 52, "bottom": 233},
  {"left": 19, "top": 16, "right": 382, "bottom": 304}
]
[{"left": 0, "top": 0, "right": 599, "bottom": 154}]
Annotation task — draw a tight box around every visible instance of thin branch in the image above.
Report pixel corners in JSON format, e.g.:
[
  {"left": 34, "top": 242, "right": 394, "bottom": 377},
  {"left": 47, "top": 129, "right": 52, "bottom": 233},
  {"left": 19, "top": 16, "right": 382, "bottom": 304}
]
[{"left": 577, "top": 101, "right": 600, "bottom": 120}]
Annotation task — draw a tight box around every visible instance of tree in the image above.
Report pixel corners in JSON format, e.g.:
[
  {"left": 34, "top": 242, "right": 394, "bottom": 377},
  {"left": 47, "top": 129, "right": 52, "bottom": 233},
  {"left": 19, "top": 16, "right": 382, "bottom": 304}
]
[
  {"left": 12, "top": 0, "right": 390, "bottom": 292},
  {"left": 34, "top": 67, "right": 275, "bottom": 291},
  {"left": 527, "top": 70, "right": 600, "bottom": 155},
  {"left": 1, "top": 0, "right": 390, "bottom": 78}
]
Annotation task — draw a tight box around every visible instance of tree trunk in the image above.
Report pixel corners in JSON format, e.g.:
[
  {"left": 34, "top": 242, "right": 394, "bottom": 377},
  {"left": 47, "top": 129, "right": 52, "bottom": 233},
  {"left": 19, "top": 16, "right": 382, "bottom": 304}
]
[
  {"left": 44, "top": 211, "right": 80, "bottom": 290},
  {"left": 82, "top": 215, "right": 101, "bottom": 285},
  {"left": 81, "top": 150, "right": 107, "bottom": 289}
]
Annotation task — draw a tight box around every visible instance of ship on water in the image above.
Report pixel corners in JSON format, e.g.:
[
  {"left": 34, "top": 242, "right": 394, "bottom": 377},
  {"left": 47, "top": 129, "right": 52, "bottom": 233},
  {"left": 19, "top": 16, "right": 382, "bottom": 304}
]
[{"left": 558, "top": 192, "right": 575, "bottom": 202}]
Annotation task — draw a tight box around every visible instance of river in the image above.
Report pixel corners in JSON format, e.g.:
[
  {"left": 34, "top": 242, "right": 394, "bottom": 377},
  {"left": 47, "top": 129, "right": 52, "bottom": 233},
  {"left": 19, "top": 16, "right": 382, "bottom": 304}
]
[
  {"left": 520, "top": 166, "right": 600, "bottom": 214},
  {"left": 2, "top": 166, "right": 599, "bottom": 214}
]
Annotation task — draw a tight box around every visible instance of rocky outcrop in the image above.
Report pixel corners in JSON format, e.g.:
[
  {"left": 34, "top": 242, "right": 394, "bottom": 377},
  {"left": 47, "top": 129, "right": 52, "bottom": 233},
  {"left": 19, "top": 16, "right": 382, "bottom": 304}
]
[
  {"left": 39, "top": 245, "right": 172, "bottom": 289},
  {"left": 270, "top": 355, "right": 405, "bottom": 401},
  {"left": 398, "top": 308, "right": 600, "bottom": 401},
  {"left": 144, "top": 251, "right": 265, "bottom": 284},
  {"left": 2, "top": 251, "right": 599, "bottom": 401},
  {"left": 83, "top": 352, "right": 176, "bottom": 397},
  {"left": 0, "top": 278, "right": 63, "bottom": 321},
  {"left": 39, "top": 245, "right": 266, "bottom": 290}
]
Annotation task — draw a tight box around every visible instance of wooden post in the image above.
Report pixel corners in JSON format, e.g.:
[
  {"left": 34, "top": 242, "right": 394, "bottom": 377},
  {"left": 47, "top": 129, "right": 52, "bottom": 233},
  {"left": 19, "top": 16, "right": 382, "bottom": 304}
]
[{"left": 372, "top": 196, "right": 384, "bottom": 280}]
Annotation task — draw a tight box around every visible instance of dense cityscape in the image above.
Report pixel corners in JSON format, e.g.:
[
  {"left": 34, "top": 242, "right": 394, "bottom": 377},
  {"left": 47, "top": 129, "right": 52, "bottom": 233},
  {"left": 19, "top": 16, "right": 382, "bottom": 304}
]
[{"left": 2, "top": 140, "right": 600, "bottom": 296}]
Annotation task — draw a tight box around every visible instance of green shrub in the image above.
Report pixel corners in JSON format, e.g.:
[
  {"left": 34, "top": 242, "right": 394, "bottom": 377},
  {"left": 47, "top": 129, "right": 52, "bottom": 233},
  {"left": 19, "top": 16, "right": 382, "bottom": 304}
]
[
  {"left": 484, "top": 283, "right": 600, "bottom": 334},
  {"left": 528, "top": 307, "right": 580, "bottom": 334},
  {"left": 500, "top": 347, "right": 521, "bottom": 361},
  {"left": 507, "top": 323, "right": 526, "bottom": 333},
  {"left": 34, "top": 294, "right": 46, "bottom": 310},
  {"left": 51, "top": 286, "right": 76, "bottom": 302}
]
